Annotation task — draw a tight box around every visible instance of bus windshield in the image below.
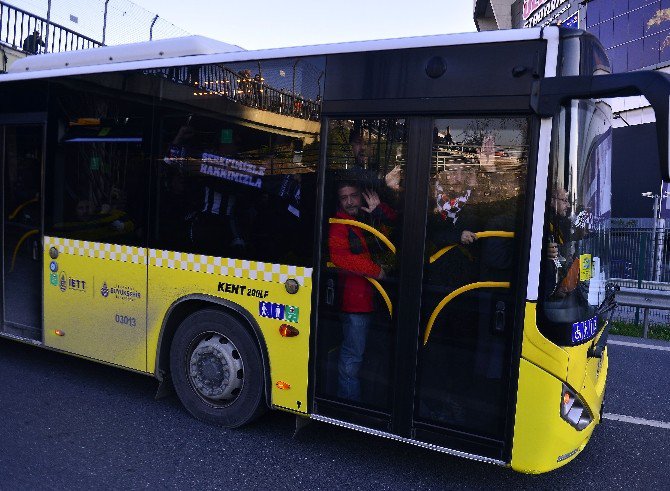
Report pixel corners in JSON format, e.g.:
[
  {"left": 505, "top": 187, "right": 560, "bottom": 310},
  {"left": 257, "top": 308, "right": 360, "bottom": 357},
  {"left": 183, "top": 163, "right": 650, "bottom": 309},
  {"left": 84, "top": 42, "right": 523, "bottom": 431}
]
[{"left": 539, "top": 99, "right": 613, "bottom": 346}]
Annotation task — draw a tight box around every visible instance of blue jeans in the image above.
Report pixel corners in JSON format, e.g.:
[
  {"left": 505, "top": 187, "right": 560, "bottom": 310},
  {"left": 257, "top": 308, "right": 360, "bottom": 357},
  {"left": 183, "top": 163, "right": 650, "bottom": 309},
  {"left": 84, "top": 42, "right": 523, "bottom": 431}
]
[{"left": 338, "top": 312, "right": 372, "bottom": 401}]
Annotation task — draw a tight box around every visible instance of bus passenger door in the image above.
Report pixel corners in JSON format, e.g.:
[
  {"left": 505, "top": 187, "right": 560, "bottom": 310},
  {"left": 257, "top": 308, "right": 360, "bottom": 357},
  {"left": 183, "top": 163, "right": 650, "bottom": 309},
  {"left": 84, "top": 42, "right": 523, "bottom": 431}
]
[
  {"left": 411, "top": 116, "right": 529, "bottom": 459},
  {"left": 1, "top": 123, "right": 44, "bottom": 340},
  {"left": 313, "top": 117, "right": 407, "bottom": 429},
  {"left": 312, "top": 115, "right": 529, "bottom": 461}
]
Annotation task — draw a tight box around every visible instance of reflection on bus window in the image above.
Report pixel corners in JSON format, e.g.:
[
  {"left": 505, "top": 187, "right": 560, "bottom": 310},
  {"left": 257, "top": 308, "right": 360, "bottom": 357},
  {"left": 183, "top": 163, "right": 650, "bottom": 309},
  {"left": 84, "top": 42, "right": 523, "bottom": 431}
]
[
  {"left": 540, "top": 100, "right": 613, "bottom": 346},
  {"left": 154, "top": 115, "right": 317, "bottom": 266},
  {"left": 145, "top": 57, "right": 323, "bottom": 122},
  {"left": 149, "top": 56, "right": 325, "bottom": 267},
  {"left": 45, "top": 90, "right": 149, "bottom": 247}
]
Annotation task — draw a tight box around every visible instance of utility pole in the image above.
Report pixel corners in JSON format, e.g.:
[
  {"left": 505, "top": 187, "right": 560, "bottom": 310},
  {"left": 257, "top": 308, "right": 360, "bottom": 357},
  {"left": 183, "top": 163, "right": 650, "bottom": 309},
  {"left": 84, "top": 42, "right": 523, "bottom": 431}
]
[
  {"left": 102, "top": 0, "right": 110, "bottom": 45},
  {"left": 44, "top": 0, "right": 52, "bottom": 53}
]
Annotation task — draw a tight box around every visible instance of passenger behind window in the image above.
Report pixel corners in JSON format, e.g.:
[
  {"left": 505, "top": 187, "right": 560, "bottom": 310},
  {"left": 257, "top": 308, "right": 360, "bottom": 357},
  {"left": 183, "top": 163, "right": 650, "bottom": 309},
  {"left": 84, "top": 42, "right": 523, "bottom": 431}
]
[
  {"left": 158, "top": 120, "right": 314, "bottom": 265},
  {"left": 328, "top": 179, "right": 397, "bottom": 402},
  {"left": 54, "top": 196, "right": 135, "bottom": 242},
  {"left": 347, "top": 128, "right": 402, "bottom": 200},
  {"left": 426, "top": 163, "right": 483, "bottom": 290}
]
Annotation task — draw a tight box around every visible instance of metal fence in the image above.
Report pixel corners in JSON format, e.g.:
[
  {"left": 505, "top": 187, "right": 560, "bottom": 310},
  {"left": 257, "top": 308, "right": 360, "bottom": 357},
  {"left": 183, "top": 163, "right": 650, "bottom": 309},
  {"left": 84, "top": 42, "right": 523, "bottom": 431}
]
[
  {"left": 0, "top": 1, "right": 100, "bottom": 53},
  {"left": 1, "top": 0, "right": 187, "bottom": 54},
  {"left": 610, "top": 225, "right": 670, "bottom": 331},
  {"left": 145, "top": 63, "right": 321, "bottom": 122},
  {"left": 610, "top": 226, "right": 670, "bottom": 284}
]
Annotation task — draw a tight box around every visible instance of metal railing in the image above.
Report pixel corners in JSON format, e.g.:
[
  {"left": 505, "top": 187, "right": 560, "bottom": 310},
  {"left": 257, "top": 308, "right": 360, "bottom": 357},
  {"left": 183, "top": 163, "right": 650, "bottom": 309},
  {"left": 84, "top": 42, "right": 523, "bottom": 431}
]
[
  {"left": 0, "top": 2, "right": 102, "bottom": 54},
  {"left": 146, "top": 64, "right": 322, "bottom": 122},
  {"left": 610, "top": 227, "right": 670, "bottom": 284},
  {"left": 610, "top": 225, "right": 670, "bottom": 337}
]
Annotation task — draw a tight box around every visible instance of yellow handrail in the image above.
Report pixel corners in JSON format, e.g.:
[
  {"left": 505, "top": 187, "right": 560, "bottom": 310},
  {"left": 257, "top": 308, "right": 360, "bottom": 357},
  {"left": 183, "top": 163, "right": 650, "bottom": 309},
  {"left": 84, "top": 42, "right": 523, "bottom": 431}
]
[
  {"left": 328, "top": 218, "right": 396, "bottom": 254},
  {"left": 326, "top": 262, "right": 392, "bottom": 317},
  {"left": 365, "top": 277, "right": 393, "bottom": 317},
  {"left": 10, "top": 229, "right": 38, "bottom": 273},
  {"left": 423, "top": 281, "right": 510, "bottom": 345},
  {"left": 428, "top": 231, "right": 515, "bottom": 264},
  {"left": 8, "top": 197, "right": 38, "bottom": 221},
  {"left": 428, "top": 245, "right": 457, "bottom": 264}
]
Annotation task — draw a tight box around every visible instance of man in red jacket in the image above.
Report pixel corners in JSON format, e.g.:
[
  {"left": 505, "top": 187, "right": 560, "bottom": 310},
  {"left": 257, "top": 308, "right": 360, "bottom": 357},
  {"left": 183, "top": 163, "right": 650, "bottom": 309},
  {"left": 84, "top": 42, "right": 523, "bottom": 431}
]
[{"left": 328, "top": 180, "right": 396, "bottom": 402}]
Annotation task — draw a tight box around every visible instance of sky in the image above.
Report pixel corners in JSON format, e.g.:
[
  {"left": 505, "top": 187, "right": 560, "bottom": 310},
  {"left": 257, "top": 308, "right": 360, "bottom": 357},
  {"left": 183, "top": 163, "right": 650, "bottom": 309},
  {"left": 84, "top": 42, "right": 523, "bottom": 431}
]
[{"left": 129, "top": 0, "right": 477, "bottom": 50}]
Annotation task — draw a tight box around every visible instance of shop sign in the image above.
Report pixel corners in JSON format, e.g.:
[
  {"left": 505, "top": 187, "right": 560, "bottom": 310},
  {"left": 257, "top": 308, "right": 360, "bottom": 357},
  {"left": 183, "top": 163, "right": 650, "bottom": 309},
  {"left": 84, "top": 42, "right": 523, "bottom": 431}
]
[
  {"left": 523, "top": 0, "right": 570, "bottom": 28},
  {"left": 561, "top": 11, "right": 579, "bottom": 29}
]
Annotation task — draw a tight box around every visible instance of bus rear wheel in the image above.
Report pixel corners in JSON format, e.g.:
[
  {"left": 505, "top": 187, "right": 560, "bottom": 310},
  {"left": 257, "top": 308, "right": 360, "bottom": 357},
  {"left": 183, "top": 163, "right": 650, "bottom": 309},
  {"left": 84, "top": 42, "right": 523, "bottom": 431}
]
[{"left": 170, "top": 309, "right": 266, "bottom": 427}]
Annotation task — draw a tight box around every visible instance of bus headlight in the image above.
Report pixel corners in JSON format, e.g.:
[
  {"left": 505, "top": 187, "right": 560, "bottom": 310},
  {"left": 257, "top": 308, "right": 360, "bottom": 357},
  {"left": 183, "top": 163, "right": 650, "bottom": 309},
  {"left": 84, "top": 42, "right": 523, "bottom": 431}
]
[{"left": 560, "top": 384, "right": 593, "bottom": 430}]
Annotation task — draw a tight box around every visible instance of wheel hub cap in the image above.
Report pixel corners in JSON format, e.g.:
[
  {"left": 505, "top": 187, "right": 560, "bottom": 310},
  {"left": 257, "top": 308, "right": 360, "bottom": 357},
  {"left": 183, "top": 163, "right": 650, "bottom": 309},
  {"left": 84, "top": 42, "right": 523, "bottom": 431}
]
[{"left": 189, "top": 334, "right": 243, "bottom": 400}]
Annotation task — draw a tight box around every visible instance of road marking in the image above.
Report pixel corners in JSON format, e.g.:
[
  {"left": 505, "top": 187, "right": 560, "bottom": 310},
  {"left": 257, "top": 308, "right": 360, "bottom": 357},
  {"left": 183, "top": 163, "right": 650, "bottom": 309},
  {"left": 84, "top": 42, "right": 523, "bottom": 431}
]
[
  {"left": 608, "top": 340, "right": 670, "bottom": 352},
  {"left": 604, "top": 413, "right": 670, "bottom": 430}
]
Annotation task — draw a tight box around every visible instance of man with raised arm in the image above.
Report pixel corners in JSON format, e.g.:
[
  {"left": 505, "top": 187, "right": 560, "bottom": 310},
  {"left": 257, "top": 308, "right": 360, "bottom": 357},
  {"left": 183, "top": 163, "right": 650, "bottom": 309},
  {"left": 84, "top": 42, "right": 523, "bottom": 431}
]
[{"left": 328, "top": 180, "right": 396, "bottom": 402}]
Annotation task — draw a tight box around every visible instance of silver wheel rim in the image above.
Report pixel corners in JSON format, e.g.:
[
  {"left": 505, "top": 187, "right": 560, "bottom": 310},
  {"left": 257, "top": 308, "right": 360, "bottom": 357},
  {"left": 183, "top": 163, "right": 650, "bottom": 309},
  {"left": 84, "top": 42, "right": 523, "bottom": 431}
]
[{"left": 187, "top": 332, "right": 244, "bottom": 406}]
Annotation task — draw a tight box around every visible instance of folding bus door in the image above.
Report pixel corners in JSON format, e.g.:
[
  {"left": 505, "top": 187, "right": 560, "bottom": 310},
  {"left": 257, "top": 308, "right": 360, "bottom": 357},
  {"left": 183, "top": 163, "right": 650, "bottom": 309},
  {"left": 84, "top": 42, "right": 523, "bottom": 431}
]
[
  {"left": 411, "top": 115, "right": 530, "bottom": 459},
  {"left": 312, "top": 117, "right": 408, "bottom": 430},
  {"left": 313, "top": 114, "right": 530, "bottom": 461},
  {"left": 1, "top": 123, "right": 44, "bottom": 340}
]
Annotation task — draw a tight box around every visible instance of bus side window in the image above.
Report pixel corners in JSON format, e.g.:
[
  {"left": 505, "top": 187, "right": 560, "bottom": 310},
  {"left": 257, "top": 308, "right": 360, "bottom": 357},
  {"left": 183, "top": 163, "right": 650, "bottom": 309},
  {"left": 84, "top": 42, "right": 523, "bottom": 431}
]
[
  {"left": 45, "top": 87, "right": 149, "bottom": 247},
  {"left": 152, "top": 113, "right": 318, "bottom": 267}
]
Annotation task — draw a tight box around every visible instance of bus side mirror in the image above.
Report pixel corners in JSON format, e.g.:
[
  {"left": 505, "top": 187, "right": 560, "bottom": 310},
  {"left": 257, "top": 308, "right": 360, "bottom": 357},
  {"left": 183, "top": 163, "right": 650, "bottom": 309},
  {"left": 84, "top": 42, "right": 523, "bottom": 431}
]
[{"left": 531, "top": 71, "right": 670, "bottom": 182}]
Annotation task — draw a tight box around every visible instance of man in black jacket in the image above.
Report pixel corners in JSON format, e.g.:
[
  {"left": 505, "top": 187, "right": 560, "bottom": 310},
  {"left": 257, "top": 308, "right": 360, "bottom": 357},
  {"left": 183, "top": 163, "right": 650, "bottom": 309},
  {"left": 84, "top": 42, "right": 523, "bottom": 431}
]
[{"left": 22, "top": 30, "right": 45, "bottom": 55}]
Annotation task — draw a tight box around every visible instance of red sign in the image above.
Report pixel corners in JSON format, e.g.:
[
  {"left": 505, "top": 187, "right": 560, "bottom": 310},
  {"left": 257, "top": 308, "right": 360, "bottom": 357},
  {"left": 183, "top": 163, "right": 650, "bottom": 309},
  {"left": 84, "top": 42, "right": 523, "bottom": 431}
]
[{"left": 523, "top": 0, "right": 550, "bottom": 20}]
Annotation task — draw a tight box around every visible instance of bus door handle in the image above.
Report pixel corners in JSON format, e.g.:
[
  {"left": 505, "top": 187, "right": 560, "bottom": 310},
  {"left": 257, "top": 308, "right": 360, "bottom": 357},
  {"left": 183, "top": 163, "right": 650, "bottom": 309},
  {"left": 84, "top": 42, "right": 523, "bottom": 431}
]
[
  {"left": 494, "top": 301, "right": 506, "bottom": 333},
  {"left": 326, "top": 279, "right": 335, "bottom": 306}
]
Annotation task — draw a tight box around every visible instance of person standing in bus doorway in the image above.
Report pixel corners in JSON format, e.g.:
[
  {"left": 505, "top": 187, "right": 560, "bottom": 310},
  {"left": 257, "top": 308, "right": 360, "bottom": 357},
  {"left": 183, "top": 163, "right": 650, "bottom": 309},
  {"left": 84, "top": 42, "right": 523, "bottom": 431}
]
[
  {"left": 348, "top": 129, "right": 402, "bottom": 198},
  {"left": 22, "top": 30, "right": 45, "bottom": 55},
  {"left": 427, "top": 163, "right": 482, "bottom": 288},
  {"left": 328, "top": 180, "right": 396, "bottom": 402}
]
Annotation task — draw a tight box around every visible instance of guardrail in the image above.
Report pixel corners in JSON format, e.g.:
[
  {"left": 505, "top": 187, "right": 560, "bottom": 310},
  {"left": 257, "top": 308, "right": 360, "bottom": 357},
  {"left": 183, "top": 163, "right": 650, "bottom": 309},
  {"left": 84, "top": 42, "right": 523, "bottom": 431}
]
[
  {"left": 616, "top": 287, "right": 670, "bottom": 337},
  {"left": 0, "top": 1, "right": 102, "bottom": 55},
  {"left": 617, "top": 287, "right": 670, "bottom": 310}
]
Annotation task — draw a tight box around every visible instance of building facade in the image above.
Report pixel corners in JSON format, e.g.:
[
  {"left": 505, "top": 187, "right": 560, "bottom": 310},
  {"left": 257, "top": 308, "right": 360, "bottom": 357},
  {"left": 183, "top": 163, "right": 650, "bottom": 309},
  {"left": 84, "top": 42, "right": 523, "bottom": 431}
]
[{"left": 474, "top": 0, "right": 670, "bottom": 221}]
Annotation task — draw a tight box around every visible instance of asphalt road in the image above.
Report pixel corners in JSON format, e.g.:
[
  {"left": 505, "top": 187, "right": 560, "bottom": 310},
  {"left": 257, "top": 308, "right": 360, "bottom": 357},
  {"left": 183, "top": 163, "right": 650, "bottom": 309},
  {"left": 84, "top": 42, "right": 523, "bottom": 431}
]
[{"left": 0, "top": 334, "right": 668, "bottom": 489}]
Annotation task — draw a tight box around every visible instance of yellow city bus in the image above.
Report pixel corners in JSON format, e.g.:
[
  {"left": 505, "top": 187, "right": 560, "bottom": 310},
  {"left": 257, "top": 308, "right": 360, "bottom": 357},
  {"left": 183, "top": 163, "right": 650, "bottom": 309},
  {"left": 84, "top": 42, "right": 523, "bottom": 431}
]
[{"left": 1, "top": 27, "right": 669, "bottom": 473}]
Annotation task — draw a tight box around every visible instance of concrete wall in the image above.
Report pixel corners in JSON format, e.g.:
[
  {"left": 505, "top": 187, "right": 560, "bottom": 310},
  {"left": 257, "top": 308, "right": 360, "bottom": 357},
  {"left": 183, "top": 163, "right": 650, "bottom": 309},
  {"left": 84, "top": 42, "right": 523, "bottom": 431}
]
[{"left": 0, "top": 45, "right": 27, "bottom": 73}]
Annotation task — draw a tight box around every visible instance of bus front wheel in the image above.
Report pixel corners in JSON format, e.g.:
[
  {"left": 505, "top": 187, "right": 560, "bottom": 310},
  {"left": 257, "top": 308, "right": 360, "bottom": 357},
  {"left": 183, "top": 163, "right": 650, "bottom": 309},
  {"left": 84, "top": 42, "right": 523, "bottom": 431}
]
[{"left": 170, "top": 309, "right": 266, "bottom": 427}]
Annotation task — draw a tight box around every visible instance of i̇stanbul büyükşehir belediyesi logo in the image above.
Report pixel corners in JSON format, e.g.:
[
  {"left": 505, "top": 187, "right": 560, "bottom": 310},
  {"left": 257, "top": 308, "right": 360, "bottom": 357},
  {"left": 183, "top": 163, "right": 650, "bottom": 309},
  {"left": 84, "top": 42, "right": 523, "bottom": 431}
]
[{"left": 100, "top": 281, "right": 141, "bottom": 301}]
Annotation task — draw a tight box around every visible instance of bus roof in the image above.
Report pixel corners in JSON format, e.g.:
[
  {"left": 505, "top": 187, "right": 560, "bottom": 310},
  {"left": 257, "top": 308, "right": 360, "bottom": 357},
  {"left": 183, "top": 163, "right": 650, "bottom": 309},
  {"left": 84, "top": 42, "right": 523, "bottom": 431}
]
[
  {"left": 2, "top": 27, "right": 558, "bottom": 82},
  {"left": 9, "top": 36, "right": 245, "bottom": 73}
]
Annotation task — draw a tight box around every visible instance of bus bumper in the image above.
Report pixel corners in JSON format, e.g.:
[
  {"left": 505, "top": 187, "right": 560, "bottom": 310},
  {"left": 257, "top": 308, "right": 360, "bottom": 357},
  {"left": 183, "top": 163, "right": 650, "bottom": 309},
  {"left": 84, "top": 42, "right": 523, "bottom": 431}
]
[{"left": 510, "top": 354, "right": 608, "bottom": 474}]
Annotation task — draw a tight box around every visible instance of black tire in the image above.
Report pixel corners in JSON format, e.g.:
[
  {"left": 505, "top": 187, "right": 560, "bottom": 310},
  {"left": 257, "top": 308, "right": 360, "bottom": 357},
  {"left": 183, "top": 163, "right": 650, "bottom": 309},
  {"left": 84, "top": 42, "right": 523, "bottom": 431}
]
[{"left": 170, "top": 308, "right": 267, "bottom": 427}]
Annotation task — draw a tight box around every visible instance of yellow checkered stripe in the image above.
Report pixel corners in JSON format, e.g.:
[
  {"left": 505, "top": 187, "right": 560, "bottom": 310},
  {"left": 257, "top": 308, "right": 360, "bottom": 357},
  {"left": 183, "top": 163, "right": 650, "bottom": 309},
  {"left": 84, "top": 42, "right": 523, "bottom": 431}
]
[
  {"left": 44, "top": 237, "right": 313, "bottom": 286},
  {"left": 148, "top": 249, "right": 312, "bottom": 287},
  {"left": 45, "top": 236, "right": 147, "bottom": 264}
]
